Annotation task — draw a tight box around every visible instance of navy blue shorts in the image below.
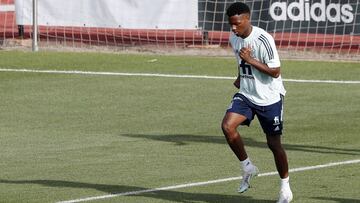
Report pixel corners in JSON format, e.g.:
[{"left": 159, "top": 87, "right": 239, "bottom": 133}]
[{"left": 226, "top": 93, "right": 284, "bottom": 136}]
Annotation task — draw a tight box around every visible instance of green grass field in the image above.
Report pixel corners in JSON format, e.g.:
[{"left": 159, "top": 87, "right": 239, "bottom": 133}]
[{"left": 0, "top": 50, "right": 359, "bottom": 203}]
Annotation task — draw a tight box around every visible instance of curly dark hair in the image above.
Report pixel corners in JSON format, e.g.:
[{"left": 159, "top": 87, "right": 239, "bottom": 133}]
[{"left": 226, "top": 2, "right": 251, "bottom": 17}]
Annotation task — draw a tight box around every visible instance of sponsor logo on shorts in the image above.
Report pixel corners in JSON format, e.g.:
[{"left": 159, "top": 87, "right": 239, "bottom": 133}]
[
  {"left": 273, "top": 116, "right": 280, "bottom": 125},
  {"left": 274, "top": 126, "right": 280, "bottom": 131}
]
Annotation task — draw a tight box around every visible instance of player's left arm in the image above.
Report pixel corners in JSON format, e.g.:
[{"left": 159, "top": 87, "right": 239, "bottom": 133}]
[{"left": 239, "top": 35, "right": 281, "bottom": 78}]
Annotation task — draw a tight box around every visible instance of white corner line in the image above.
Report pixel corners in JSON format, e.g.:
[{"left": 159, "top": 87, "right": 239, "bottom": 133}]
[
  {"left": 56, "top": 159, "right": 360, "bottom": 203},
  {"left": 1, "top": 68, "right": 360, "bottom": 84}
]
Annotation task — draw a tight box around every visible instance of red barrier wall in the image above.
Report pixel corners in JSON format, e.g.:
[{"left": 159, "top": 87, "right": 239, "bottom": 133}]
[{"left": 1, "top": 2, "right": 359, "bottom": 52}]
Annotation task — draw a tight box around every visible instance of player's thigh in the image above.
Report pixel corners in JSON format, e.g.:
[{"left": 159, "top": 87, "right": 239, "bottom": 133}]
[
  {"left": 222, "top": 112, "right": 248, "bottom": 130},
  {"left": 223, "top": 94, "right": 254, "bottom": 129},
  {"left": 256, "top": 99, "right": 283, "bottom": 136}
]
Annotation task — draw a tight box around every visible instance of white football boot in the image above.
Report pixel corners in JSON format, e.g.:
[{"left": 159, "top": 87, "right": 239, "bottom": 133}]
[
  {"left": 237, "top": 165, "right": 259, "bottom": 193},
  {"left": 277, "top": 188, "right": 293, "bottom": 203}
]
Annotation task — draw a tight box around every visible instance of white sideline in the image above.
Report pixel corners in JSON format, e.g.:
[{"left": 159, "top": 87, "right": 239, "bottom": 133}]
[
  {"left": 57, "top": 159, "right": 360, "bottom": 203},
  {"left": 1, "top": 68, "right": 360, "bottom": 84}
]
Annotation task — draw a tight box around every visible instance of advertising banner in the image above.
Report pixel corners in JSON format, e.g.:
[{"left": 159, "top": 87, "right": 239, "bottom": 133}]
[
  {"left": 199, "top": 0, "right": 359, "bottom": 35},
  {"left": 15, "top": 0, "right": 198, "bottom": 29}
]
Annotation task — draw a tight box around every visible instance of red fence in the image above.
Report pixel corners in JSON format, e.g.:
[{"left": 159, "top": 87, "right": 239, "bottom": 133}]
[{"left": 1, "top": 1, "right": 359, "bottom": 53}]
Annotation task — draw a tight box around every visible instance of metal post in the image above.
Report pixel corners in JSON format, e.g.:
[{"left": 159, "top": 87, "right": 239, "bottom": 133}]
[
  {"left": 203, "top": 30, "right": 209, "bottom": 46},
  {"left": 32, "top": 0, "right": 38, "bottom": 51},
  {"left": 18, "top": 25, "right": 24, "bottom": 39}
]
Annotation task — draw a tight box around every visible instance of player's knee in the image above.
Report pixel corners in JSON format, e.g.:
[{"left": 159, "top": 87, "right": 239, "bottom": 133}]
[
  {"left": 221, "top": 121, "right": 239, "bottom": 142},
  {"left": 221, "top": 120, "right": 233, "bottom": 135}
]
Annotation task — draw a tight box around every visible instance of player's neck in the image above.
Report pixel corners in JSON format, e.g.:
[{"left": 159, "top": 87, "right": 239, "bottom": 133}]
[{"left": 241, "top": 25, "right": 253, "bottom": 39}]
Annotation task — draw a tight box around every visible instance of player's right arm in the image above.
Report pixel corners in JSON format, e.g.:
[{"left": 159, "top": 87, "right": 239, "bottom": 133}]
[{"left": 239, "top": 46, "right": 280, "bottom": 78}]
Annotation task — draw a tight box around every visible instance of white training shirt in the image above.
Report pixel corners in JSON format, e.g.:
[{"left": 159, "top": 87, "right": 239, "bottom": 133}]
[{"left": 229, "top": 26, "right": 286, "bottom": 106}]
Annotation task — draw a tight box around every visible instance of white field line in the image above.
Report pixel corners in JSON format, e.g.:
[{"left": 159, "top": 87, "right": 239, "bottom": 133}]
[
  {"left": 1, "top": 68, "right": 360, "bottom": 84},
  {"left": 57, "top": 159, "right": 360, "bottom": 203}
]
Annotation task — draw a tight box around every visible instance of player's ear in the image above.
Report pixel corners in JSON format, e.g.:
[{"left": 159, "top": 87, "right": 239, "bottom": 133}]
[{"left": 243, "top": 13, "right": 250, "bottom": 20}]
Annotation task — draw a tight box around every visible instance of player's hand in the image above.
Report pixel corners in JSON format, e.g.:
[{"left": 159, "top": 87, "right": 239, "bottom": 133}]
[
  {"left": 233, "top": 76, "right": 240, "bottom": 89},
  {"left": 239, "top": 46, "right": 253, "bottom": 62}
]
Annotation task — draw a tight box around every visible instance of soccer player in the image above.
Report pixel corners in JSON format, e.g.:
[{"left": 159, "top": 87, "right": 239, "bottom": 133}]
[{"left": 221, "top": 2, "right": 293, "bottom": 203}]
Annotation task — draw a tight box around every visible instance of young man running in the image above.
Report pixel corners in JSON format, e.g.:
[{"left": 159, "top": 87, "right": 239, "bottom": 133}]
[{"left": 221, "top": 2, "right": 293, "bottom": 202}]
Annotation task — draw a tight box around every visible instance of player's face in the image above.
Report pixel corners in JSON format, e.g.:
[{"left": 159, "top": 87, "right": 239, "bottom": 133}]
[{"left": 229, "top": 14, "right": 251, "bottom": 38}]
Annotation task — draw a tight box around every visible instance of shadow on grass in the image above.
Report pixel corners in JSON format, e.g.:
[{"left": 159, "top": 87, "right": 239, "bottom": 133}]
[
  {"left": 313, "top": 196, "right": 360, "bottom": 203},
  {"left": 120, "top": 133, "right": 360, "bottom": 156},
  {"left": 0, "top": 179, "right": 273, "bottom": 203}
]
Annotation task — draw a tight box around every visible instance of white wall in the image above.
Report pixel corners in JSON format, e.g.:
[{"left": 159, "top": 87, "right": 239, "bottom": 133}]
[{"left": 15, "top": 0, "right": 198, "bottom": 29}]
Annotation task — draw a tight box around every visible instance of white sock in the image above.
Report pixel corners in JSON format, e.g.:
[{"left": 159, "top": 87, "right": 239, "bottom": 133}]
[
  {"left": 280, "top": 176, "right": 291, "bottom": 191},
  {"left": 241, "top": 157, "right": 253, "bottom": 172}
]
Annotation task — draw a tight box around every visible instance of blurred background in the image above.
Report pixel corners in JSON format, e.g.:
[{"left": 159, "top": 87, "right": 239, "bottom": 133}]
[{"left": 1, "top": 0, "right": 359, "bottom": 60}]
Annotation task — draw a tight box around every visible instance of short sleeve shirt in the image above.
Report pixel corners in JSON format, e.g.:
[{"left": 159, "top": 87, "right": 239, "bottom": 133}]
[{"left": 229, "top": 26, "right": 286, "bottom": 106}]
